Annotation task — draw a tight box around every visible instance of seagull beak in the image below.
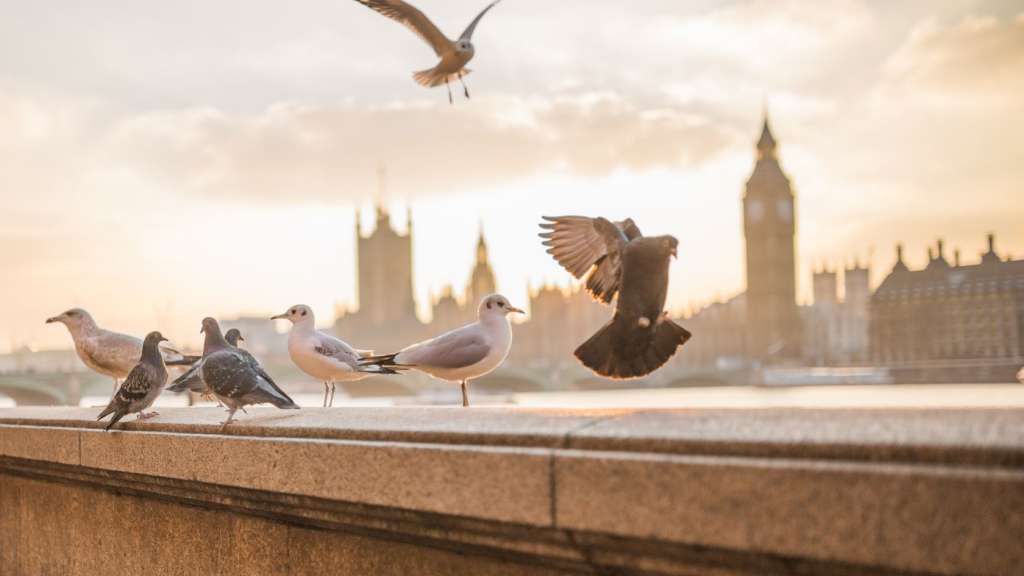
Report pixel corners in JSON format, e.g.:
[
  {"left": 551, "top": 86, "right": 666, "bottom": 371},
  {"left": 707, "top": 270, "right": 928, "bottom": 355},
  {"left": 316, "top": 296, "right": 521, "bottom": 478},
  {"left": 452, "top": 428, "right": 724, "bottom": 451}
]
[
  {"left": 199, "top": 326, "right": 205, "bottom": 334},
  {"left": 45, "top": 317, "right": 59, "bottom": 324},
  {"left": 270, "top": 313, "right": 286, "bottom": 321},
  {"left": 671, "top": 247, "right": 678, "bottom": 259},
  {"left": 508, "top": 306, "right": 525, "bottom": 315},
  {"left": 237, "top": 335, "right": 245, "bottom": 342}
]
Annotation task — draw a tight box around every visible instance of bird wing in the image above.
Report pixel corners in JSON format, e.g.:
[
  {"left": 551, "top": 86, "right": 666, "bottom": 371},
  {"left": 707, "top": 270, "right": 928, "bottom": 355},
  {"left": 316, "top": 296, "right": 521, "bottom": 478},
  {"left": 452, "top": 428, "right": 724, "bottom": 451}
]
[
  {"left": 314, "top": 332, "right": 362, "bottom": 367},
  {"left": 168, "top": 361, "right": 206, "bottom": 393},
  {"left": 539, "top": 215, "right": 641, "bottom": 304},
  {"left": 114, "top": 364, "right": 157, "bottom": 405},
  {"left": 353, "top": 0, "right": 452, "bottom": 56},
  {"left": 458, "top": 0, "right": 502, "bottom": 41},
  {"left": 238, "top": 349, "right": 291, "bottom": 400},
  {"left": 202, "top": 351, "right": 259, "bottom": 399},
  {"left": 87, "top": 331, "right": 142, "bottom": 375},
  {"left": 401, "top": 326, "right": 490, "bottom": 369}
]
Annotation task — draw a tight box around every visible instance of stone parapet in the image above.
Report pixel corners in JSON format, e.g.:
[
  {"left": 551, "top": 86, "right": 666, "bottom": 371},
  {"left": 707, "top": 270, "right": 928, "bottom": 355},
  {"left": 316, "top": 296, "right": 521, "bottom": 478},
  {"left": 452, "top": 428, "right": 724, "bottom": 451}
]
[{"left": 0, "top": 407, "right": 1021, "bottom": 575}]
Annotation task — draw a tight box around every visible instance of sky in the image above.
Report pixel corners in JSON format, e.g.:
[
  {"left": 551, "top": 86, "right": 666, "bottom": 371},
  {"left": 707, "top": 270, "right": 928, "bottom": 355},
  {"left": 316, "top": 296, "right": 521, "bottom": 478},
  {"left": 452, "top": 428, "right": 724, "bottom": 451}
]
[{"left": 1, "top": 0, "right": 1023, "bottom": 352}]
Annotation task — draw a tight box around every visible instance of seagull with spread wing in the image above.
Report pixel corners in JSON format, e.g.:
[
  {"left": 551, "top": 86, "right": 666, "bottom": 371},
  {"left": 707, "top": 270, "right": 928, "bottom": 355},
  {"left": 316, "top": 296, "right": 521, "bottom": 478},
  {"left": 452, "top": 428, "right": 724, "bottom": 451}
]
[
  {"left": 540, "top": 216, "right": 693, "bottom": 380},
  {"left": 351, "top": 0, "right": 503, "bottom": 104}
]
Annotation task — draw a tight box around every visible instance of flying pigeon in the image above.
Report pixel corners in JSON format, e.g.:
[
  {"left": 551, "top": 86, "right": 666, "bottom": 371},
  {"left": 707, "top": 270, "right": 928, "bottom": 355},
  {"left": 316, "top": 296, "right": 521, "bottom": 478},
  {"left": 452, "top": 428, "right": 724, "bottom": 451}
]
[
  {"left": 197, "top": 317, "right": 299, "bottom": 429},
  {"left": 540, "top": 216, "right": 692, "bottom": 379},
  {"left": 96, "top": 331, "right": 170, "bottom": 431},
  {"left": 46, "top": 308, "right": 198, "bottom": 396},
  {"left": 361, "top": 294, "right": 523, "bottom": 406},
  {"left": 352, "top": 0, "right": 503, "bottom": 104},
  {"left": 272, "top": 305, "right": 399, "bottom": 408}
]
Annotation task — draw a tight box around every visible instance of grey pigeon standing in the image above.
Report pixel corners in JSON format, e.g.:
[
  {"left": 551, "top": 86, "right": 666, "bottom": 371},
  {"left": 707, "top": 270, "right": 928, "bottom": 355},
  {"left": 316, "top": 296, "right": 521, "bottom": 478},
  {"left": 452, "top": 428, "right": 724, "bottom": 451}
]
[
  {"left": 167, "top": 328, "right": 245, "bottom": 396},
  {"left": 96, "top": 331, "right": 170, "bottom": 431},
  {"left": 352, "top": 0, "right": 504, "bottom": 104},
  {"left": 46, "top": 308, "right": 198, "bottom": 396},
  {"left": 197, "top": 318, "right": 299, "bottom": 429},
  {"left": 540, "top": 216, "right": 692, "bottom": 379}
]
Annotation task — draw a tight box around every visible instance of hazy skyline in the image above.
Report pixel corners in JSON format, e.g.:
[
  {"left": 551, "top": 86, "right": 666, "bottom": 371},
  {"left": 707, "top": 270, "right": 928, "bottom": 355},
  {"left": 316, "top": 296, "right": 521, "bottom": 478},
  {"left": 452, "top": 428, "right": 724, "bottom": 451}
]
[{"left": 2, "top": 0, "right": 1023, "bottom": 352}]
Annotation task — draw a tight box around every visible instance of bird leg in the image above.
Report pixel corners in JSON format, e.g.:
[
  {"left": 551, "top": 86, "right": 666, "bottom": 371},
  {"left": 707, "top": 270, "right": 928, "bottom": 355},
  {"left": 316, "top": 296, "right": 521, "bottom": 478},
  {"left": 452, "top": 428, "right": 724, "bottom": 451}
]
[
  {"left": 220, "top": 407, "right": 239, "bottom": 431},
  {"left": 329, "top": 382, "right": 337, "bottom": 408},
  {"left": 446, "top": 78, "right": 453, "bottom": 105},
  {"left": 459, "top": 72, "right": 470, "bottom": 99},
  {"left": 322, "top": 382, "right": 329, "bottom": 407},
  {"left": 136, "top": 411, "right": 159, "bottom": 420},
  {"left": 461, "top": 380, "right": 470, "bottom": 408}
]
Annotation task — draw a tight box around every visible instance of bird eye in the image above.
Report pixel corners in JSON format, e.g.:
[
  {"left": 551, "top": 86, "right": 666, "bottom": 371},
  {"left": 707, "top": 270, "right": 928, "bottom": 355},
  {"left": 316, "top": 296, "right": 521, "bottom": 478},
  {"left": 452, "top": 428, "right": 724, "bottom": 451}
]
[
  {"left": 486, "top": 301, "right": 493, "bottom": 309},
  {"left": 301, "top": 310, "right": 307, "bottom": 316}
]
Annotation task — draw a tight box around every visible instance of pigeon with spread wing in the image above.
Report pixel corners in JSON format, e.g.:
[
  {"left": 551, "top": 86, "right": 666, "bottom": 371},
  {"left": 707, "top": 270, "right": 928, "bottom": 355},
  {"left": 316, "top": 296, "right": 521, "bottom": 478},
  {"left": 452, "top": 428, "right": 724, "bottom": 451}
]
[{"left": 540, "top": 216, "right": 692, "bottom": 379}]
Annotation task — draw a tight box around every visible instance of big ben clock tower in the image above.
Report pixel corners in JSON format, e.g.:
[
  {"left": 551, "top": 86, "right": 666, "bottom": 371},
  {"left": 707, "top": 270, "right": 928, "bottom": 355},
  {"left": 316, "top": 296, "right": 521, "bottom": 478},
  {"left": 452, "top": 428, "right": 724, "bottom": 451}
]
[{"left": 743, "top": 112, "right": 801, "bottom": 361}]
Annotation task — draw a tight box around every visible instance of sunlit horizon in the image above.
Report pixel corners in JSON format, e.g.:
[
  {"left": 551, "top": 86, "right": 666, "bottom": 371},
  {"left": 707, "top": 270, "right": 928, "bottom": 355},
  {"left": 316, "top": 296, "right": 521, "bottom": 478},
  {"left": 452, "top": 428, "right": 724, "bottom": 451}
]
[{"left": 2, "top": 0, "right": 1023, "bottom": 353}]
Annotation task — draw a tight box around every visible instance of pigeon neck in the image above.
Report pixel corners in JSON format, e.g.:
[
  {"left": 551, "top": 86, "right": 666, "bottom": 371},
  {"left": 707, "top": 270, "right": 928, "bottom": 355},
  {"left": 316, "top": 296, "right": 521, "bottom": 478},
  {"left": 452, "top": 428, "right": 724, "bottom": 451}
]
[
  {"left": 202, "top": 327, "right": 231, "bottom": 355},
  {"left": 141, "top": 339, "right": 164, "bottom": 366}
]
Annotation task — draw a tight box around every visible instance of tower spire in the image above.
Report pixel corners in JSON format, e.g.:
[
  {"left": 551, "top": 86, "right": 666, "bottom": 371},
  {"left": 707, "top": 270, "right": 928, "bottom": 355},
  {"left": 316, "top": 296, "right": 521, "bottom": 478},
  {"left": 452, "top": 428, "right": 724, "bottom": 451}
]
[{"left": 757, "top": 102, "right": 777, "bottom": 160}]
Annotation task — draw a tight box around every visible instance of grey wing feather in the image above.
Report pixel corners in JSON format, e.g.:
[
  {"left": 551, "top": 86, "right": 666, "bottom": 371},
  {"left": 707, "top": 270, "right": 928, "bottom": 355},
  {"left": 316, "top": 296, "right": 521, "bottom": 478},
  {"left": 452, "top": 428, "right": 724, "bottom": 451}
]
[
  {"left": 459, "top": 0, "right": 502, "bottom": 41},
  {"left": 404, "top": 330, "right": 490, "bottom": 369},
  {"left": 539, "top": 215, "right": 640, "bottom": 304},
  {"left": 168, "top": 362, "right": 206, "bottom": 393},
  {"left": 115, "top": 364, "right": 156, "bottom": 404},
  {"left": 354, "top": 0, "right": 452, "bottom": 56}
]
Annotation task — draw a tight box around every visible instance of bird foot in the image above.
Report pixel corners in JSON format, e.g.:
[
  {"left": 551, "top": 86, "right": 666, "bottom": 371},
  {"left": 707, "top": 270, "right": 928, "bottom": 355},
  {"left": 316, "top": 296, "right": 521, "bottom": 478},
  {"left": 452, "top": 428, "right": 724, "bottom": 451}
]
[{"left": 137, "top": 411, "right": 159, "bottom": 420}]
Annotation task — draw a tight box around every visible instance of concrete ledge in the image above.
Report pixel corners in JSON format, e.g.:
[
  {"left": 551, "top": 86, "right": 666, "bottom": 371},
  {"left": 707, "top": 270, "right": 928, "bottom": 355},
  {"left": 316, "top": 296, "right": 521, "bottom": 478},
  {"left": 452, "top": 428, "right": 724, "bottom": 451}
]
[{"left": 0, "top": 407, "right": 1021, "bottom": 575}]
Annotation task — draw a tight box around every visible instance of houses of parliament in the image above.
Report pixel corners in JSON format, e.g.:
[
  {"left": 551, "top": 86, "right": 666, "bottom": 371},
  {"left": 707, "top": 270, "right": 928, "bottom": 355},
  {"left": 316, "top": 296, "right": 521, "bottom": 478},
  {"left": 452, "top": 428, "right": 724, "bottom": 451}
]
[{"left": 330, "top": 109, "right": 1023, "bottom": 379}]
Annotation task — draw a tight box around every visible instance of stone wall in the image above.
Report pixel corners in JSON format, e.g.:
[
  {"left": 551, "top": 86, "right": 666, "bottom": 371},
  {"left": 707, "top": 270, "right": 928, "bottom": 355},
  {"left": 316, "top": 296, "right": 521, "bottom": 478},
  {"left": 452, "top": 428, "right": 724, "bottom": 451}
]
[{"left": 0, "top": 407, "right": 1021, "bottom": 575}]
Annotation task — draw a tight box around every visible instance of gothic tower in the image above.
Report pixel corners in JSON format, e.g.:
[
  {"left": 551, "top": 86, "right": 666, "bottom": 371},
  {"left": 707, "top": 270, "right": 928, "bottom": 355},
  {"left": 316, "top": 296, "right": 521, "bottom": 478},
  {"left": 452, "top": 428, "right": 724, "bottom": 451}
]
[
  {"left": 743, "top": 111, "right": 801, "bottom": 360},
  {"left": 355, "top": 201, "right": 417, "bottom": 327},
  {"left": 466, "top": 226, "right": 497, "bottom": 306}
]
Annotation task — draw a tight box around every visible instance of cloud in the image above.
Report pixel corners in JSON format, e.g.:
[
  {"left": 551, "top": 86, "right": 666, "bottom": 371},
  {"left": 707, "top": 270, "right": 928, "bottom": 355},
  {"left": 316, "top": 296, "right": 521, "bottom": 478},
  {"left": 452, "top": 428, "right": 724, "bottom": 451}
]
[
  {"left": 880, "top": 13, "right": 1024, "bottom": 108},
  {"left": 102, "top": 94, "right": 734, "bottom": 202}
]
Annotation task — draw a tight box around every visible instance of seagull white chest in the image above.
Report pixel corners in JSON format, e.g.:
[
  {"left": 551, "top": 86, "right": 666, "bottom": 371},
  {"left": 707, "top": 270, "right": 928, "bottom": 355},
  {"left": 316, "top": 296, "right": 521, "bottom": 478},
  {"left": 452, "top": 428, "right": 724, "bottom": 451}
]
[{"left": 288, "top": 332, "right": 366, "bottom": 382}]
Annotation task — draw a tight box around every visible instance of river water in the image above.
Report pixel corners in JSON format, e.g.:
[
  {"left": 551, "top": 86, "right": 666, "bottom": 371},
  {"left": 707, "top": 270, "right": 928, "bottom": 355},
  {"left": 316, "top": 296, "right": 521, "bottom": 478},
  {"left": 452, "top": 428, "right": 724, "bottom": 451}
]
[{"left": 50, "top": 382, "right": 1024, "bottom": 410}]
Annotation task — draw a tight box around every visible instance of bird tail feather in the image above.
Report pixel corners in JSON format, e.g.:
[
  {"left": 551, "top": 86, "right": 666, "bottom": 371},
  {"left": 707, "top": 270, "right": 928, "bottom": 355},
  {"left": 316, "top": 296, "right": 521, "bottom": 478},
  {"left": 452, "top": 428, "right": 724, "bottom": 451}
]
[
  {"left": 359, "top": 353, "right": 414, "bottom": 373},
  {"left": 165, "top": 355, "right": 200, "bottom": 367},
  {"left": 102, "top": 409, "right": 126, "bottom": 432},
  {"left": 575, "top": 314, "right": 692, "bottom": 380},
  {"left": 96, "top": 401, "right": 117, "bottom": 422},
  {"left": 168, "top": 367, "right": 206, "bottom": 394},
  {"left": 413, "top": 67, "right": 471, "bottom": 88},
  {"left": 252, "top": 383, "right": 300, "bottom": 410}
]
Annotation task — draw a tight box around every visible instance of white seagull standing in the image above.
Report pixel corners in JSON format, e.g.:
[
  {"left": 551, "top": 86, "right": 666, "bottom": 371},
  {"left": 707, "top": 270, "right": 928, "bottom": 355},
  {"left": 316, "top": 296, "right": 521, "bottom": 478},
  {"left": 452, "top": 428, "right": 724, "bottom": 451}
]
[
  {"left": 352, "top": 0, "right": 504, "bottom": 104},
  {"left": 46, "top": 308, "right": 197, "bottom": 397},
  {"left": 272, "top": 305, "right": 399, "bottom": 407},
  {"left": 362, "top": 294, "right": 524, "bottom": 407}
]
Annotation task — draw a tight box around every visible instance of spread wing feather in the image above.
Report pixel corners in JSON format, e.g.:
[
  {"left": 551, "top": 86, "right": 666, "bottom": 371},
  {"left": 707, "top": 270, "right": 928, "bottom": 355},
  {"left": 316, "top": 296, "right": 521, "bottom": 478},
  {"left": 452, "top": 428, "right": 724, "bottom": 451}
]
[
  {"left": 539, "top": 216, "right": 642, "bottom": 304},
  {"left": 353, "top": 0, "right": 452, "bottom": 56}
]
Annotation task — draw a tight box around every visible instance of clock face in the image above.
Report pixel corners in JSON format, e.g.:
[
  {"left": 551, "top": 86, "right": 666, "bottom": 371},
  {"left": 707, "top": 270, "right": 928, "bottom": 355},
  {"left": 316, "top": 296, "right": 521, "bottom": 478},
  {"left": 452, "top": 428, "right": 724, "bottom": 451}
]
[
  {"left": 747, "top": 200, "right": 764, "bottom": 221},
  {"left": 776, "top": 199, "right": 792, "bottom": 222}
]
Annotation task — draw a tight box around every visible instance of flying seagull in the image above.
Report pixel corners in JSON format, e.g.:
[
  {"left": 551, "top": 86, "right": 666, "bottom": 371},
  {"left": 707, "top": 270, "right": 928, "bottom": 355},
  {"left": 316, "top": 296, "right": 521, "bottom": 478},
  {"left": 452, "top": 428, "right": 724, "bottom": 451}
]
[
  {"left": 198, "top": 317, "right": 299, "bottom": 429},
  {"left": 540, "top": 216, "right": 692, "bottom": 379},
  {"left": 272, "top": 305, "right": 399, "bottom": 408},
  {"left": 96, "top": 331, "right": 169, "bottom": 431},
  {"left": 46, "top": 308, "right": 198, "bottom": 396},
  {"left": 362, "top": 294, "right": 523, "bottom": 407},
  {"left": 351, "top": 0, "right": 503, "bottom": 104}
]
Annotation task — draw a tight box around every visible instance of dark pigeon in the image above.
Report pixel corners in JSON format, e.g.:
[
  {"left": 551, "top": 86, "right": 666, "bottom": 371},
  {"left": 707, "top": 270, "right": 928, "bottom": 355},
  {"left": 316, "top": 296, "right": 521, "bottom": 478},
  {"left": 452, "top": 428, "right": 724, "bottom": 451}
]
[
  {"left": 197, "top": 318, "right": 299, "bottom": 429},
  {"left": 540, "top": 215, "right": 692, "bottom": 379},
  {"left": 167, "top": 328, "right": 245, "bottom": 395},
  {"left": 96, "top": 331, "right": 170, "bottom": 431}
]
